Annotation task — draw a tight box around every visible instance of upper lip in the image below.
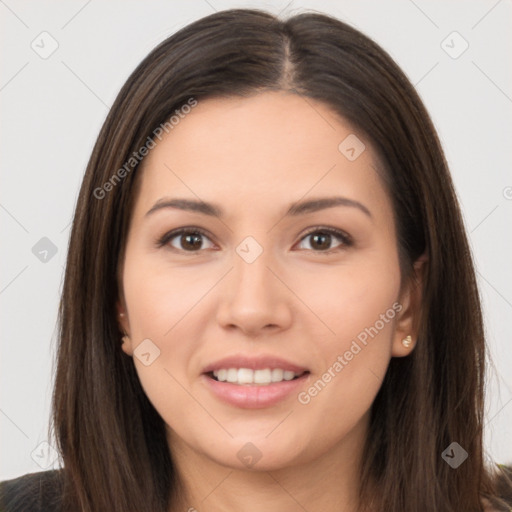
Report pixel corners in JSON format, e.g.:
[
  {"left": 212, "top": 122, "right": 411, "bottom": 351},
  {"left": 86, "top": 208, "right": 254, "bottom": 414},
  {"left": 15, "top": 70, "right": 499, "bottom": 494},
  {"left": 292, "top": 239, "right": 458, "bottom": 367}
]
[{"left": 202, "top": 354, "right": 309, "bottom": 374}]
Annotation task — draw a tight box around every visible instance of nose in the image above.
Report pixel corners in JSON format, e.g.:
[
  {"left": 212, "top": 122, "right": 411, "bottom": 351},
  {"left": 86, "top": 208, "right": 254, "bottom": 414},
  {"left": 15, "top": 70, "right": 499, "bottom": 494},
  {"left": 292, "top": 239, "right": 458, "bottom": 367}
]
[{"left": 215, "top": 242, "right": 293, "bottom": 337}]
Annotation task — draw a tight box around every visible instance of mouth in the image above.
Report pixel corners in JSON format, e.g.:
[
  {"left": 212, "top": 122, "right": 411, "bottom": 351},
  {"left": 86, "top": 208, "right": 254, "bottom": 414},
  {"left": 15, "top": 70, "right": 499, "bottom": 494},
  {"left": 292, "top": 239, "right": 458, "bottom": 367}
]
[
  {"left": 201, "top": 365, "right": 311, "bottom": 409},
  {"left": 201, "top": 355, "right": 310, "bottom": 408}
]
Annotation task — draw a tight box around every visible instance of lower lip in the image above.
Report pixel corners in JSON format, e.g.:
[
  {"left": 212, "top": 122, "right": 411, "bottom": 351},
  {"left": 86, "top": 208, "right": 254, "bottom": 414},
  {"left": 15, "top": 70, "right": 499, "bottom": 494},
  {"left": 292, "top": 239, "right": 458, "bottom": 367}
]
[{"left": 201, "top": 373, "right": 309, "bottom": 409}]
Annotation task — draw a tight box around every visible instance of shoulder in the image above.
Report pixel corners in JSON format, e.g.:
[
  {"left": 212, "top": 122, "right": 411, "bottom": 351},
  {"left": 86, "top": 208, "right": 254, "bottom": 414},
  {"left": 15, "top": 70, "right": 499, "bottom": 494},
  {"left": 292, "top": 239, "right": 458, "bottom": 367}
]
[
  {"left": 0, "top": 469, "right": 64, "bottom": 512},
  {"left": 482, "top": 464, "right": 512, "bottom": 512}
]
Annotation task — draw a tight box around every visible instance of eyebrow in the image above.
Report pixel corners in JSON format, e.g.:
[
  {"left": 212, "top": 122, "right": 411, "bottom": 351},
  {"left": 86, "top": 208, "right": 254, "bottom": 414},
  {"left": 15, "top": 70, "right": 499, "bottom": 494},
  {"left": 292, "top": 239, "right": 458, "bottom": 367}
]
[{"left": 145, "top": 196, "right": 372, "bottom": 219}]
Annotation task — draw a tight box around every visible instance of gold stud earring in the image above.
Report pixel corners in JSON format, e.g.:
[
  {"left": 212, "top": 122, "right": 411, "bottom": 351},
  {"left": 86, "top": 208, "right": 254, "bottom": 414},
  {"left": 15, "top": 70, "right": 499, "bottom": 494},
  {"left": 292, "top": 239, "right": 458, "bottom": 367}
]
[{"left": 402, "top": 335, "right": 412, "bottom": 348}]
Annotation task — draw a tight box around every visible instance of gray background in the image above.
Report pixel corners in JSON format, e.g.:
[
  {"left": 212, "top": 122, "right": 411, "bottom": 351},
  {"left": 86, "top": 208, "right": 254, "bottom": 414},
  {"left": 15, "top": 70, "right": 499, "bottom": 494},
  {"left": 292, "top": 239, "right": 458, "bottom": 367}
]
[{"left": 1, "top": 0, "right": 511, "bottom": 479}]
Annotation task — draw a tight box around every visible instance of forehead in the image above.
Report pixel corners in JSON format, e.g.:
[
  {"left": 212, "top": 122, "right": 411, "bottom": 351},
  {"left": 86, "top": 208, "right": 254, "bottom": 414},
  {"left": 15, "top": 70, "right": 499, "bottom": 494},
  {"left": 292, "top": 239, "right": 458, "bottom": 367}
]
[{"left": 131, "top": 91, "right": 391, "bottom": 225}]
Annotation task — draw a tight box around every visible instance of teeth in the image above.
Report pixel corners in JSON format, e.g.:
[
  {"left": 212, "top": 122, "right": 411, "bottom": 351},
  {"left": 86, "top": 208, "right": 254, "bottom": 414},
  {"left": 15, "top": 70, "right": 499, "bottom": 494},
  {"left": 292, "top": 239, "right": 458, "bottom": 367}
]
[
  {"left": 238, "top": 368, "right": 253, "bottom": 384},
  {"left": 254, "top": 369, "right": 271, "bottom": 384},
  {"left": 271, "top": 368, "right": 283, "bottom": 382},
  {"left": 226, "top": 368, "right": 238, "bottom": 383},
  {"left": 212, "top": 368, "right": 303, "bottom": 385}
]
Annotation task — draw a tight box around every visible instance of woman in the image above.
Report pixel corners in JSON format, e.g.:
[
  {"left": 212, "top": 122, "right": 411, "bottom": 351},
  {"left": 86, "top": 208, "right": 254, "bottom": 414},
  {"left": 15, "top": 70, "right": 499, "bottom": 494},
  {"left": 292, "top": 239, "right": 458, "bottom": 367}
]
[{"left": 1, "top": 8, "right": 511, "bottom": 512}]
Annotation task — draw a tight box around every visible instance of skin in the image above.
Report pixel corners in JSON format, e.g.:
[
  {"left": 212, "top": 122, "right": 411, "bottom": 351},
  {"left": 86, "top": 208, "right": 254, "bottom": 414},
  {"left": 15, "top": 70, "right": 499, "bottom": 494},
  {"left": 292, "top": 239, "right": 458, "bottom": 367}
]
[{"left": 117, "top": 91, "right": 426, "bottom": 512}]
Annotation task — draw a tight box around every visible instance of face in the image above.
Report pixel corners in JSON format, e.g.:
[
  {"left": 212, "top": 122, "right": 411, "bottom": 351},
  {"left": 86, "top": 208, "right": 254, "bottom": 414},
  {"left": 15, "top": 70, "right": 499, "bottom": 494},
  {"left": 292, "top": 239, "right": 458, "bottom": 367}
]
[{"left": 117, "top": 91, "right": 421, "bottom": 472}]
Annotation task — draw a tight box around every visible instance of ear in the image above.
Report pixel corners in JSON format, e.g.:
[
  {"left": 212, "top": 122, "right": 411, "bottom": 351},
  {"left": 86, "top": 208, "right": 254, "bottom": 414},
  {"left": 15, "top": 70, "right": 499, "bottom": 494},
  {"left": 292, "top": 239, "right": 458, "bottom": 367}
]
[
  {"left": 116, "top": 299, "right": 134, "bottom": 357},
  {"left": 391, "top": 253, "right": 428, "bottom": 357}
]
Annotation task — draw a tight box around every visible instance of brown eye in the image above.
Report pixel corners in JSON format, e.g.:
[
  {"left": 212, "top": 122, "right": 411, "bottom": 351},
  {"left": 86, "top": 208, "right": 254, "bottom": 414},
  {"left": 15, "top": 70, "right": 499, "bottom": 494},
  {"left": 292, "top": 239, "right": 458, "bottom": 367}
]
[
  {"left": 177, "top": 232, "right": 205, "bottom": 251},
  {"left": 157, "top": 228, "right": 215, "bottom": 252},
  {"left": 309, "top": 232, "right": 333, "bottom": 251},
  {"left": 297, "top": 228, "right": 351, "bottom": 252}
]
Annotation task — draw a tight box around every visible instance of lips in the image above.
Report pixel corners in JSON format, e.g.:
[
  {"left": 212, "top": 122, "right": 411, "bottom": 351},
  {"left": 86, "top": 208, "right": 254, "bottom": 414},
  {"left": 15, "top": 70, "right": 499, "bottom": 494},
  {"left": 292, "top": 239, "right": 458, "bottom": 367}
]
[{"left": 201, "top": 354, "right": 310, "bottom": 408}]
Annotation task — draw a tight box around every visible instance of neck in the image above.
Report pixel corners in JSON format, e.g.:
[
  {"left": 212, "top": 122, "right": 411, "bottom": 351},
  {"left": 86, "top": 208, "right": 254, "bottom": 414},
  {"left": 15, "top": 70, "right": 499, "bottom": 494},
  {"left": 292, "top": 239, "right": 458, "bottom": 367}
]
[{"left": 167, "top": 412, "right": 371, "bottom": 512}]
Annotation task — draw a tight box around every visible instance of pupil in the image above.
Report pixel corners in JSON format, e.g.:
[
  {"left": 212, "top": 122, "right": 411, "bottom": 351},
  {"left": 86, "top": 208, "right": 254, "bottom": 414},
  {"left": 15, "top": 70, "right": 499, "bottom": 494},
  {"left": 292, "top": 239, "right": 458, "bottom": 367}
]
[
  {"left": 312, "top": 233, "right": 330, "bottom": 250},
  {"left": 183, "top": 233, "right": 202, "bottom": 250}
]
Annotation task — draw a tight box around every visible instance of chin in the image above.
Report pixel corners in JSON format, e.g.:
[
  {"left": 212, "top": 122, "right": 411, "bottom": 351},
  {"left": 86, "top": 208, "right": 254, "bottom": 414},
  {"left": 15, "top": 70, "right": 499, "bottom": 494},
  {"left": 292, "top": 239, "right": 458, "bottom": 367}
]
[{"left": 203, "top": 434, "right": 310, "bottom": 472}]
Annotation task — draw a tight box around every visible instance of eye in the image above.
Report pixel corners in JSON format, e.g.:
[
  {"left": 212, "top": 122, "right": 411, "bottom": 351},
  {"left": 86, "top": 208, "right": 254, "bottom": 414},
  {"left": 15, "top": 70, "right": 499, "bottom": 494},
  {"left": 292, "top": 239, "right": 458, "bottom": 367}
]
[
  {"left": 156, "top": 228, "right": 215, "bottom": 252},
  {"left": 156, "top": 226, "right": 352, "bottom": 254},
  {"left": 296, "top": 227, "right": 352, "bottom": 253}
]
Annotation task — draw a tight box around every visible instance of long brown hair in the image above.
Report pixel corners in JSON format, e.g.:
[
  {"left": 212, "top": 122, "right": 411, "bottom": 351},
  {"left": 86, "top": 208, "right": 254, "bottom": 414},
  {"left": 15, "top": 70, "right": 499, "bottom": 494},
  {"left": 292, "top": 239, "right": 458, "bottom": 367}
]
[{"left": 46, "top": 8, "right": 511, "bottom": 511}]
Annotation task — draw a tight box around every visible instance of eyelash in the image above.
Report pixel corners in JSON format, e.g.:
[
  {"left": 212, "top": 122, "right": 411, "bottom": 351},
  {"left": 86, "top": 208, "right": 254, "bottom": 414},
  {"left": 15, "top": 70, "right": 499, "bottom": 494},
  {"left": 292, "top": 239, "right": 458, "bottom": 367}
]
[{"left": 155, "top": 226, "right": 353, "bottom": 255}]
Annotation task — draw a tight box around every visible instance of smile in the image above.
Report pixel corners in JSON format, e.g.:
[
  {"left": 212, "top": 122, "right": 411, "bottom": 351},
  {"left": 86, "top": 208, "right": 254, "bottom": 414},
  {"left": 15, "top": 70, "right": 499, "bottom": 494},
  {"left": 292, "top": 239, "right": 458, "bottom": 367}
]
[{"left": 210, "top": 368, "right": 306, "bottom": 385}]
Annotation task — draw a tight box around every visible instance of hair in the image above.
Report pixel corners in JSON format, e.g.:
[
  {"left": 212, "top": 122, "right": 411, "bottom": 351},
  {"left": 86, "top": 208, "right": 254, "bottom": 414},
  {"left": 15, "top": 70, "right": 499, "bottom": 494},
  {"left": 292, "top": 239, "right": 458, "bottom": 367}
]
[{"left": 9, "top": 7, "right": 511, "bottom": 512}]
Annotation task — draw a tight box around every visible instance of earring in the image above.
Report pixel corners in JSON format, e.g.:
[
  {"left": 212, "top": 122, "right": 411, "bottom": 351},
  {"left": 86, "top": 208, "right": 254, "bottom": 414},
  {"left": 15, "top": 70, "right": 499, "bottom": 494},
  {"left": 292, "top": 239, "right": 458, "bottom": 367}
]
[
  {"left": 402, "top": 335, "right": 412, "bottom": 348},
  {"left": 119, "top": 312, "right": 127, "bottom": 344}
]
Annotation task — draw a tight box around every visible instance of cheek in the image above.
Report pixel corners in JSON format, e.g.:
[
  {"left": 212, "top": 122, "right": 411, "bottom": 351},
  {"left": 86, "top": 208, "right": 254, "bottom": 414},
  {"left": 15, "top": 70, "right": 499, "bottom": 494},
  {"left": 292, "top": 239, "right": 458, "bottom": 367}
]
[
  {"left": 296, "top": 255, "right": 400, "bottom": 413},
  {"left": 123, "top": 252, "right": 210, "bottom": 343},
  {"left": 302, "top": 251, "right": 401, "bottom": 346},
  {"left": 122, "top": 255, "right": 215, "bottom": 416}
]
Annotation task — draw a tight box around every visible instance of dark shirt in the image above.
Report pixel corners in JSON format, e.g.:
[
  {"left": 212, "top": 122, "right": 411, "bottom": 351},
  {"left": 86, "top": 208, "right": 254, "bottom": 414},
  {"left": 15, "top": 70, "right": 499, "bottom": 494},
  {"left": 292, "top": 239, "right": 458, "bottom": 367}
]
[
  {"left": 0, "top": 470, "right": 64, "bottom": 512},
  {"left": 2, "top": 465, "right": 511, "bottom": 511}
]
